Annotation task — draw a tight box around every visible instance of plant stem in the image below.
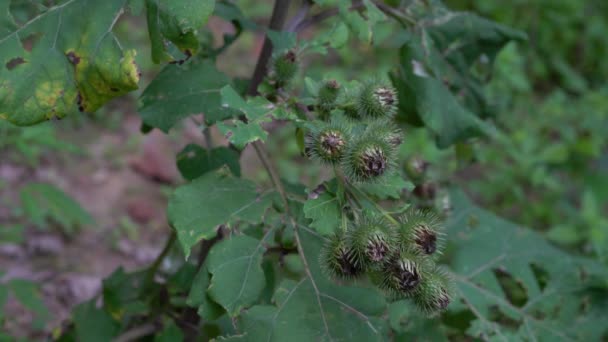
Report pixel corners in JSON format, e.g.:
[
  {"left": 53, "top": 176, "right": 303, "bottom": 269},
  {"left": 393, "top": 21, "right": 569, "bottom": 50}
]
[
  {"left": 147, "top": 231, "right": 176, "bottom": 283},
  {"left": 372, "top": 0, "right": 416, "bottom": 26},
  {"left": 348, "top": 183, "right": 400, "bottom": 225},
  {"left": 247, "top": 0, "right": 292, "bottom": 211},
  {"left": 247, "top": 0, "right": 292, "bottom": 96},
  {"left": 253, "top": 142, "right": 289, "bottom": 210}
]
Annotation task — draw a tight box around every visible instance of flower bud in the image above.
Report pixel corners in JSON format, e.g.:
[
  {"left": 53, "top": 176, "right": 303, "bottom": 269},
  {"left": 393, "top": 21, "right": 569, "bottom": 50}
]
[
  {"left": 305, "top": 120, "right": 350, "bottom": 164},
  {"left": 348, "top": 215, "right": 396, "bottom": 267},
  {"left": 375, "top": 248, "right": 432, "bottom": 298},
  {"left": 412, "top": 266, "right": 452, "bottom": 316},
  {"left": 317, "top": 79, "right": 341, "bottom": 109},
  {"left": 366, "top": 120, "right": 403, "bottom": 148},
  {"left": 404, "top": 156, "right": 429, "bottom": 183},
  {"left": 271, "top": 49, "right": 298, "bottom": 86},
  {"left": 357, "top": 80, "right": 398, "bottom": 118},
  {"left": 320, "top": 231, "right": 363, "bottom": 280},
  {"left": 343, "top": 134, "right": 395, "bottom": 182},
  {"left": 398, "top": 209, "right": 444, "bottom": 256}
]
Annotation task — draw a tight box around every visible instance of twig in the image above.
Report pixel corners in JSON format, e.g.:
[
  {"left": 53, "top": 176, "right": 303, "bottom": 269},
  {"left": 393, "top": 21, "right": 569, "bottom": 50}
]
[
  {"left": 278, "top": 88, "right": 315, "bottom": 120},
  {"left": 294, "top": 1, "right": 365, "bottom": 32},
  {"left": 286, "top": 0, "right": 311, "bottom": 32},
  {"left": 146, "top": 231, "right": 176, "bottom": 283},
  {"left": 113, "top": 322, "right": 159, "bottom": 342},
  {"left": 247, "top": 0, "right": 292, "bottom": 96},
  {"left": 371, "top": 0, "right": 416, "bottom": 26},
  {"left": 252, "top": 142, "right": 289, "bottom": 210}
]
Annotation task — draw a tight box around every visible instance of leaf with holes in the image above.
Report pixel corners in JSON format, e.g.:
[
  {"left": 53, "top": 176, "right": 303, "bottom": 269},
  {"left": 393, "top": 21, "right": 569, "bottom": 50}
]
[
  {"left": 0, "top": 0, "right": 139, "bottom": 126},
  {"left": 447, "top": 190, "right": 608, "bottom": 341},
  {"left": 167, "top": 170, "right": 276, "bottom": 259},
  {"left": 207, "top": 235, "right": 269, "bottom": 316},
  {"left": 235, "top": 224, "right": 388, "bottom": 341}
]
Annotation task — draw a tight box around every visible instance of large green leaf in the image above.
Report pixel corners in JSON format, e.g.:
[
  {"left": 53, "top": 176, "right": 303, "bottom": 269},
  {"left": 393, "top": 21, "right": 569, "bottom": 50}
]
[
  {"left": 144, "top": 0, "right": 215, "bottom": 63},
  {"left": 391, "top": 7, "right": 525, "bottom": 148},
  {"left": 0, "top": 0, "right": 139, "bottom": 126},
  {"left": 447, "top": 190, "right": 608, "bottom": 341},
  {"left": 236, "top": 223, "right": 388, "bottom": 341},
  {"left": 138, "top": 60, "right": 236, "bottom": 132},
  {"left": 391, "top": 34, "right": 485, "bottom": 148},
  {"left": 207, "top": 235, "right": 270, "bottom": 316},
  {"left": 167, "top": 170, "right": 276, "bottom": 259}
]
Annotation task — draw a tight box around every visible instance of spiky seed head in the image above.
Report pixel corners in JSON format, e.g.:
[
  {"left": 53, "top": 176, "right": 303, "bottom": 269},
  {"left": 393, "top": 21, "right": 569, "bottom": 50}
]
[
  {"left": 365, "top": 120, "right": 404, "bottom": 148},
  {"left": 404, "top": 156, "right": 429, "bottom": 183},
  {"left": 412, "top": 266, "right": 453, "bottom": 317},
  {"left": 357, "top": 80, "right": 398, "bottom": 118},
  {"left": 398, "top": 209, "right": 444, "bottom": 256},
  {"left": 348, "top": 215, "right": 396, "bottom": 268},
  {"left": 343, "top": 135, "right": 395, "bottom": 182},
  {"left": 318, "top": 80, "right": 341, "bottom": 110},
  {"left": 376, "top": 248, "right": 432, "bottom": 299},
  {"left": 271, "top": 49, "right": 298, "bottom": 86},
  {"left": 305, "top": 120, "right": 350, "bottom": 164},
  {"left": 320, "top": 232, "right": 363, "bottom": 280}
]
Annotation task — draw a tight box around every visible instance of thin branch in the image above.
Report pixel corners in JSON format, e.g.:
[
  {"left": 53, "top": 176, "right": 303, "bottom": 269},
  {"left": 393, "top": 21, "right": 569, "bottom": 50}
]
[
  {"left": 113, "top": 323, "right": 159, "bottom": 342},
  {"left": 247, "top": 0, "right": 292, "bottom": 96},
  {"left": 146, "top": 231, "right": 176, "bottom": 283},
  {"left": 286, "top": 0, "right": 311, "bottom": 32},
  {"left": 294, "top": 1, "right": 365, "bottom": 32},
  {"left": 252, "top": 142, "right": 288, "bottom": 210},
  {"left": 372, "top": 0, "right": 416, "bottom": 26}
]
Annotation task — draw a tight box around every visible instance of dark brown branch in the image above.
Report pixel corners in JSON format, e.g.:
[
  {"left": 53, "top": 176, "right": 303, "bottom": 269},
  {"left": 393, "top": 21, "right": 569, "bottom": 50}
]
[{"left": 247, "top": 0, "right": 293, "bottom": 96}]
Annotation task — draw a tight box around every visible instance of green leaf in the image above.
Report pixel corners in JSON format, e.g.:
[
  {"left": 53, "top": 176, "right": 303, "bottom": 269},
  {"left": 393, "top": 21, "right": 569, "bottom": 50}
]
[
  {"left": 154, "top": 320, "right": 184, "bottom": 342},
  {"left": 0, "top": 224, "right": 24, "bottom": 244},
  {"left": 144, "top": 0, "right": 215, "bottom": 63},
  {"left": 216, "top": 86, "right": 272, "bottom": 149},
  {"left": 391, "top": 35, "right": 485, "bottom": 148},
  {"left": 267, "top": 30, "right": 297, "bottom": 53},
  {"left": 20, "top": 182, "right": 93, "bottom": 233},
  {"left": 359, "top": 173, "right": 412, "bottom": 200},
  {"left": 207, "top": 235, "right": 269, "bottom": 316},
  {"left": 102, "top": 267, "right": 148, "bottom": 317},
  {"left": 8, "top": 279, "right": 48, "bottom": 328},
  {"left": 217, "top": 121, "right": 268, "bottom": 150},
  {"left": 239, "top": 224, "right": 388, "bottom": 341},
  {"left": 139, "top": 60, "right": 236, "bottom": 132},
  {"left": 177, "top": 144, "right": 241, "bottom": 180},
  {"left": 168, "top": 171, "right": 276, "bottom": 259},
  {"left": 187, "top": 263, "right": 225, "bottom": 320},
  {"left": 303, "top": 192, "right": 340, "bottom": 235},
  {"left": 389, "top": 300, "right": 448, "bottom": 340},
  {"left": 213, "top": 2, "right": 257, "bottom": 30},
  {"left": 73, "top": 300, "right": 120, "bottom": 342},
  {"left": 391, "top": 8, "right": 525, "bottom": 147},
  {"left": 447, "top": 190, "right": 608, "bottom": 341},
  {"left": 0, "top": 285, "right": 8, "bottom": 322},
  {"left": 0, "top": 0, "right": 140, "bottom": 126}
]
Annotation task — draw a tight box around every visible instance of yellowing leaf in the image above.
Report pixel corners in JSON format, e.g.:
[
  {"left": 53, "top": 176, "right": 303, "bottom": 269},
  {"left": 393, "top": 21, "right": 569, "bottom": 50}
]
[{"left": 0, "top": 0, "right": 140, "bottom": 126}]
